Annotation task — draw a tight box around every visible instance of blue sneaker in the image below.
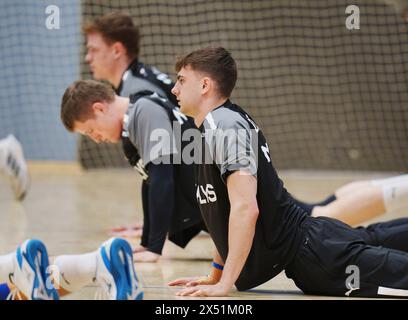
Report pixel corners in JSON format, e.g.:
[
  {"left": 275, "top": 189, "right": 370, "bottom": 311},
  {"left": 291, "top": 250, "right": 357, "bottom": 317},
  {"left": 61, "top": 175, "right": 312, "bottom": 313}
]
[
  {"left": 9, "top": 239, "right": 59, "bottom": 300},
  {"left": 95, "top": 238, "right": 143, "bottom": 300}
]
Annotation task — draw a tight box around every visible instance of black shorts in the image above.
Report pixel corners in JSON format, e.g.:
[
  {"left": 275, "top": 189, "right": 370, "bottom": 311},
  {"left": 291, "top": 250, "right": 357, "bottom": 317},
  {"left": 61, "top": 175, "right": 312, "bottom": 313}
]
[{"left": 285, "top": 216, "right": 408, "bottom": 298}]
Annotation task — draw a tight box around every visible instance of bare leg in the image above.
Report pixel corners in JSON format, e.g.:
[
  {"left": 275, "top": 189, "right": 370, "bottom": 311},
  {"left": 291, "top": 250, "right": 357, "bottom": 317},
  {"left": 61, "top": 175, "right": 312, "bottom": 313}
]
[
  {"left": 313, "top": 175, "right": 408, "bottom": 226},
  {"left": 334, "top": 180, "right": 372, "bottom": 198},
  {"left": 312, "top": 183, "right": 385, "bottom": 226}
]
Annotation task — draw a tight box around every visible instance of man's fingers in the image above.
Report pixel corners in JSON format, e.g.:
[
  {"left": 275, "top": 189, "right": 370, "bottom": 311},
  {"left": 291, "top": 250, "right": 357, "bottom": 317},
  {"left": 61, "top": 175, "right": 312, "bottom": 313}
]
[
  {"left": 176, "top": 287, "right": 199, "bottom": 296},
  {"left": 110, "top": 226, "right": 127, "bottom": 232},
  {"left": 110, "top": 222, "right": 143, "bottom": 232},
  {"left": 186, "top": 280, "right": 200, "bottom": 287},
  {"left": 168, "top": 279, "right": 188, "bottom": 286},
  {"left": 191, "top": 290, "right": 207, "bottom": 297},
  {"left": 167, "top": 280, "right": 180, "bottom": 286}
]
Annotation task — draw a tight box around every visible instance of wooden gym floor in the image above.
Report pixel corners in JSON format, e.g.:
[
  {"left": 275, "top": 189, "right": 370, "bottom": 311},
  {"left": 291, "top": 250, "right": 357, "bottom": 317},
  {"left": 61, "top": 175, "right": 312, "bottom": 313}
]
[{"left": 0, "top": 162, "right": 403, "bottom": 300}]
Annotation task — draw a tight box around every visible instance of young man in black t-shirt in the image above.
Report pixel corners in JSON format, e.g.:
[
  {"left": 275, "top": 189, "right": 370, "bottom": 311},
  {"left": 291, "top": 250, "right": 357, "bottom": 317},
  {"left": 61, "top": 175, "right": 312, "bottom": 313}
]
[
  {"left": 83, "top": 12, "right": 408, "bottom": 260},
  {"left": 169, "top": 46, "right": 408, "bottom": 298}
]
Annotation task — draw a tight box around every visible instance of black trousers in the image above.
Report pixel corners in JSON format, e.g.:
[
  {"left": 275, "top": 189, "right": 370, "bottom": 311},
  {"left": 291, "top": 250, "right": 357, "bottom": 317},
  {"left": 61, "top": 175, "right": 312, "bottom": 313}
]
[
  {"left": 354, "top": 218, "right": 408, "bottom": 253},
  {"left": 285, "top": 216, "right": 408, "bottom": 298},
  {"left": 294, "top": 196, "right": 408, "bottom": 252}
]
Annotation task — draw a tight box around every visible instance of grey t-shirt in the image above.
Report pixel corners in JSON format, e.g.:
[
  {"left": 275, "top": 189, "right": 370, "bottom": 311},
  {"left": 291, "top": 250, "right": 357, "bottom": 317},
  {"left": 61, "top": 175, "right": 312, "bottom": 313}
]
[
  {"left": 117, "top": 59, "right": 178, "bottom": 106},
  {"left": 124, "top": 97, "right": 177, "bottom": 167},
  {"left": 202, "top": 107, "right": 259, "bottom": 181},
  {"left": 120, "top": 68, "right": 169, "bottom": 99}
]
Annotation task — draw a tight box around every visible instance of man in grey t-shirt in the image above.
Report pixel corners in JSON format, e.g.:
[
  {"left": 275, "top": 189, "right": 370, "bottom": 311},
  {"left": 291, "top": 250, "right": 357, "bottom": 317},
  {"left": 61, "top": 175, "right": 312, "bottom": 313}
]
[{"left": 61, "top": 80, "right": 204, "bottom": 263}]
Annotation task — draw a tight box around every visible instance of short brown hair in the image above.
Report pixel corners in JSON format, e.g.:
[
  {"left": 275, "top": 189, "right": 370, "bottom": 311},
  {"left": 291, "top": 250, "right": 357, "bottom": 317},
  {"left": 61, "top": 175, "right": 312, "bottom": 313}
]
[
  {"left": 60, "top": 80, "right": 115, "bottom": 131},
  {"left": 83, "top": 12, "right": 140, "bottom": 60},
  {"left": 175, "top": 46, "right": 237, "bottom": 98}
]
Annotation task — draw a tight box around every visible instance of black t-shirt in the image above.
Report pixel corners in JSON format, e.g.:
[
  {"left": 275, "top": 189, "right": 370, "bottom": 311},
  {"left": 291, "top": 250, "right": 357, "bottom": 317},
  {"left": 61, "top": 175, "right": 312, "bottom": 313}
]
[{"left": 197, "top": 100, "right": 308, "bottom": 291}]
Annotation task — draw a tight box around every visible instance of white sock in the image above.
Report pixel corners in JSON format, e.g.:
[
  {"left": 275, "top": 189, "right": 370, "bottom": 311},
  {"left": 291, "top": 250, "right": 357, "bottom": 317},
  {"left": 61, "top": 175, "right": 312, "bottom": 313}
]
[
  {"left": 0, "top": 253, "right": 15, "bottom": 283},
  {"left": 52, "top": 251, "right": 97, "bottom": 292},
  {"left": 372, "top": 174, "right": 408, "bottom": 212}
]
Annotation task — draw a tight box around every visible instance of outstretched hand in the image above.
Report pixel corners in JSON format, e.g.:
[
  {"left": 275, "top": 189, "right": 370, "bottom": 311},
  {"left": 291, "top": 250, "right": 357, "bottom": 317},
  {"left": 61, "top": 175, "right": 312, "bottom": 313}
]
[
  {"left": 175, "top": 283, "right": 231, "bottom": 297},
  {"left": 168, "top": 275, "right": 218, "bottom": 287},
  {"left": 108, "top": 222, "right": 143, "bottom": 238}
]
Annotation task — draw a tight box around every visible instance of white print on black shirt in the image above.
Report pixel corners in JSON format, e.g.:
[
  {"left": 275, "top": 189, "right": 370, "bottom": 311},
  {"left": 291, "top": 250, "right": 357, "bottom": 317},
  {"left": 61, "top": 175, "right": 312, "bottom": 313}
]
[
  {"left": 196, "top": 184, "right": 217, "bottom": 204},
  {"left": 261, "top": 143, "right": 271, "bottom": 163}
]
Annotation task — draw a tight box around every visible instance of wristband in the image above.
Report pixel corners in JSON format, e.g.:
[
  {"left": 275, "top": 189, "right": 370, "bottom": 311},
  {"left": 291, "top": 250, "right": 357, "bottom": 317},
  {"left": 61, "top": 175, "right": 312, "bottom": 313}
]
[{"left": 211, "top": 261, "right": 224, "bottom": 271}]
